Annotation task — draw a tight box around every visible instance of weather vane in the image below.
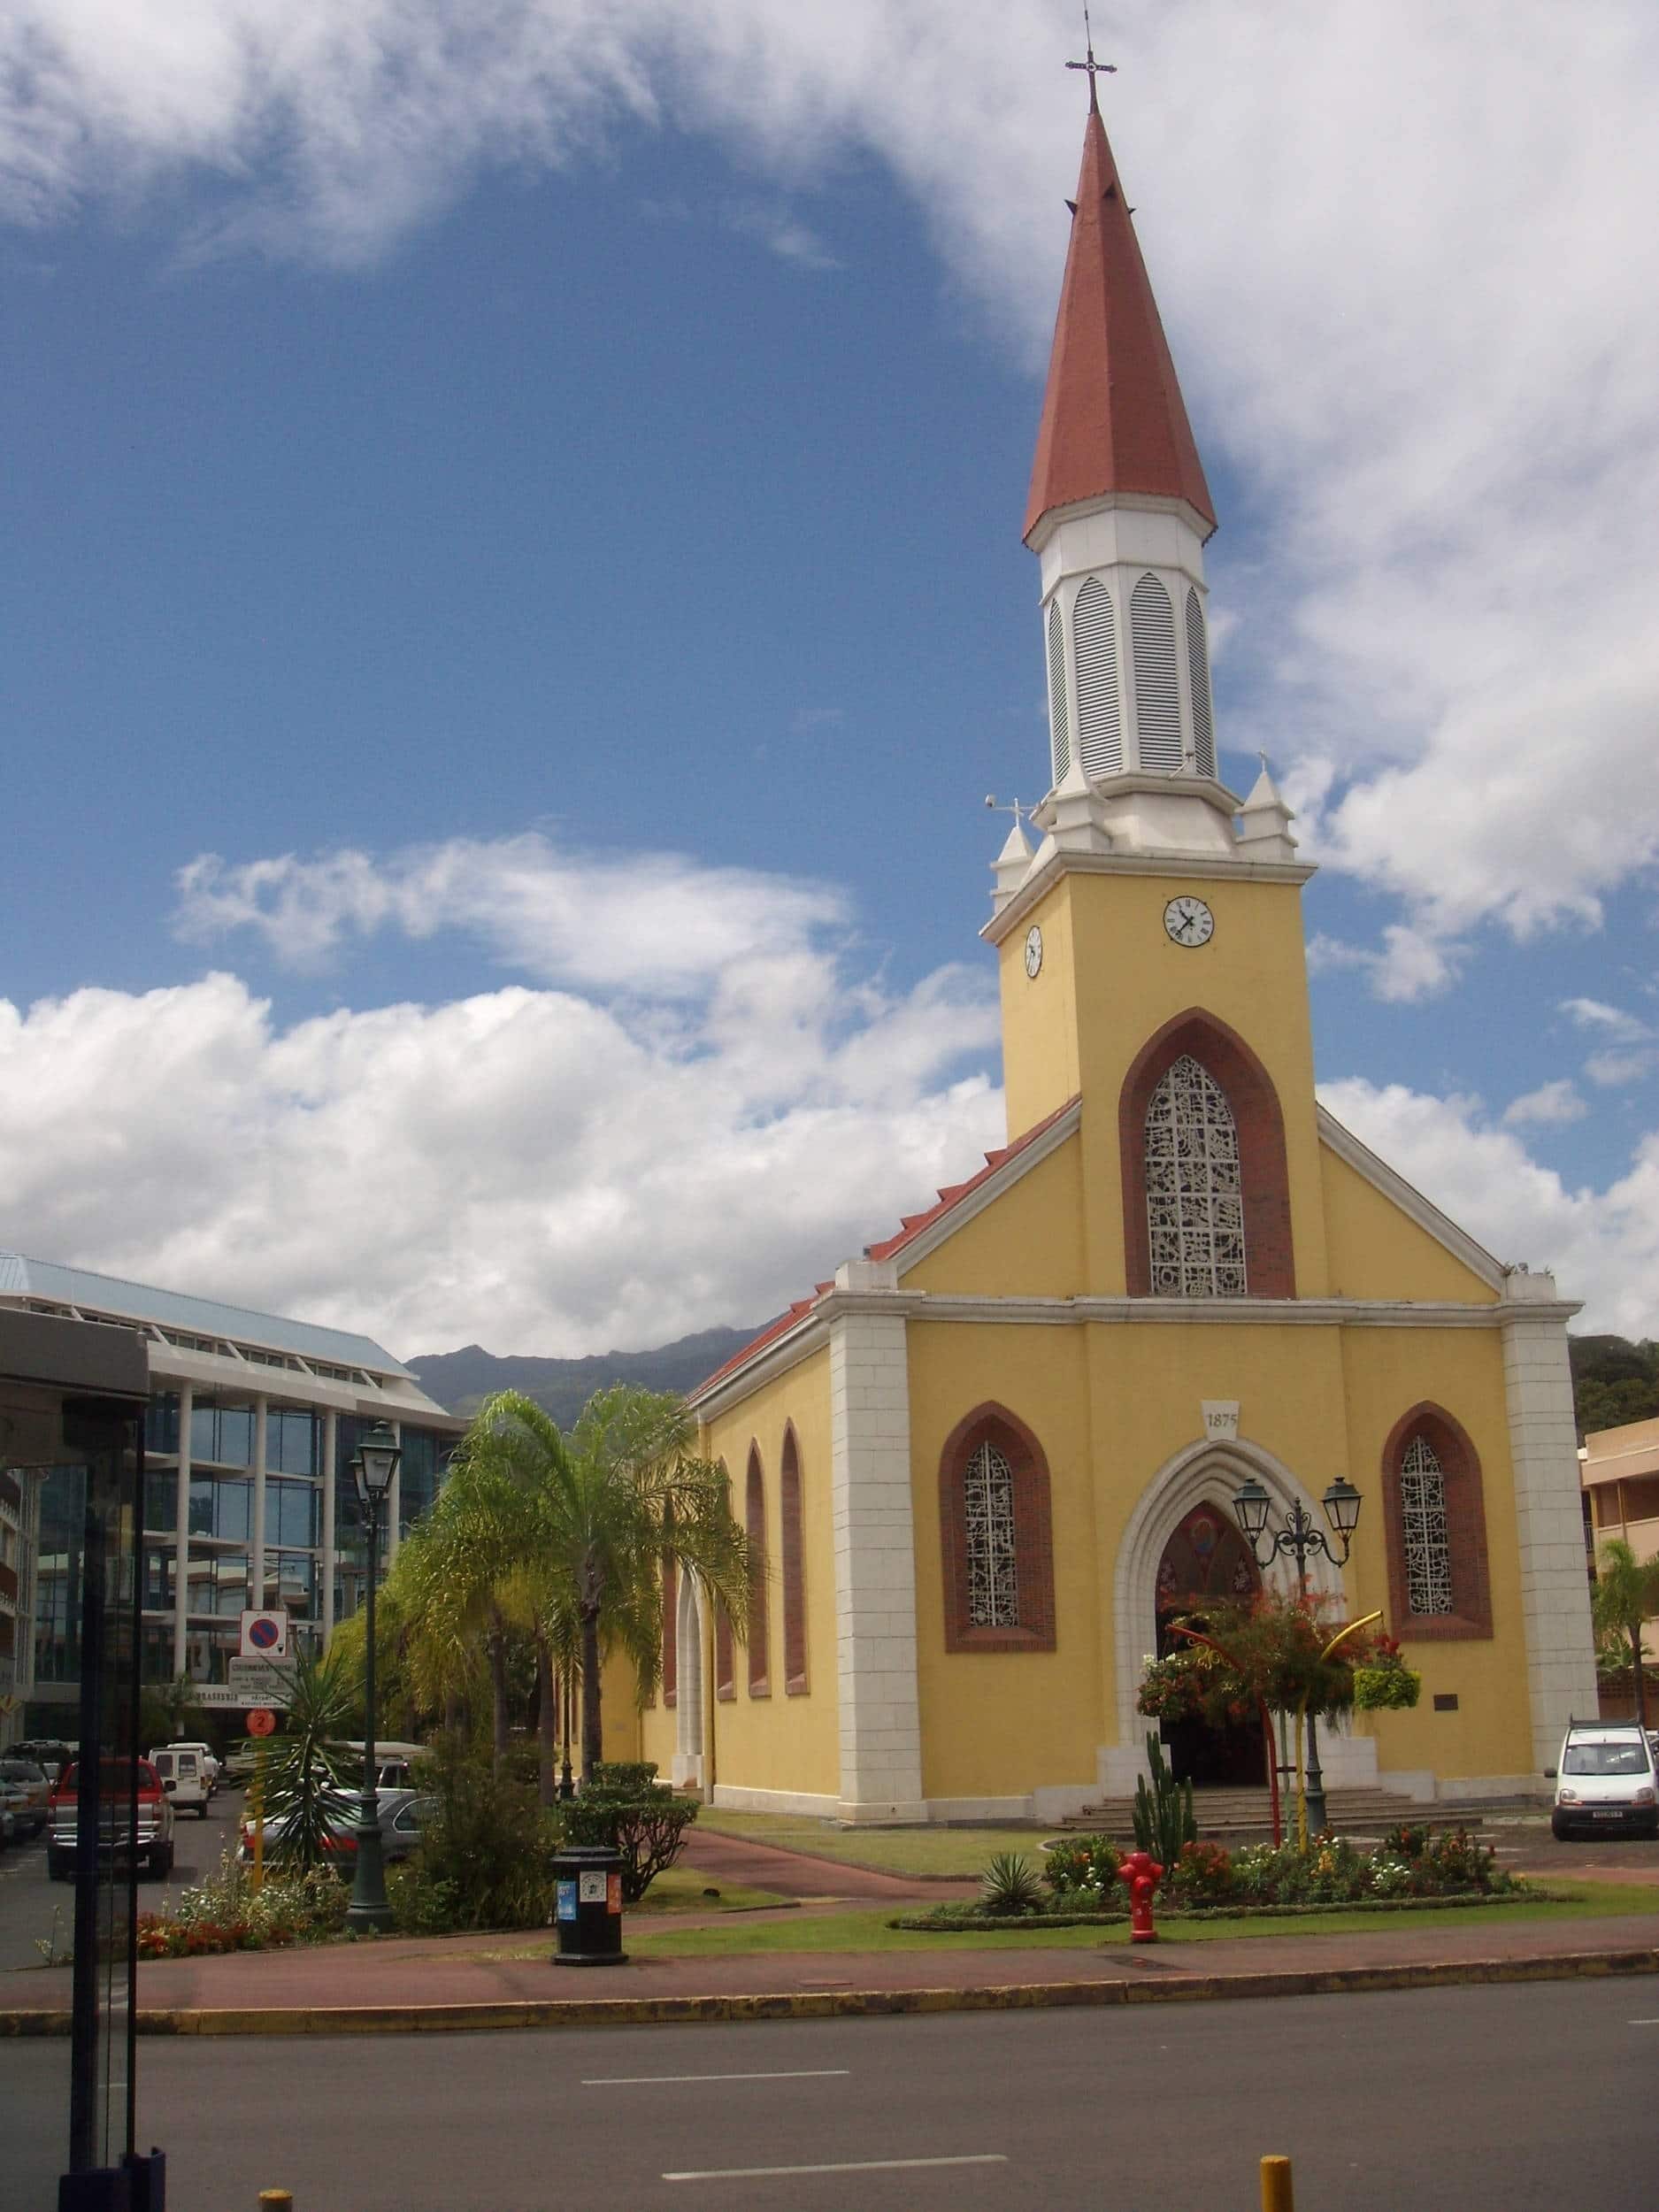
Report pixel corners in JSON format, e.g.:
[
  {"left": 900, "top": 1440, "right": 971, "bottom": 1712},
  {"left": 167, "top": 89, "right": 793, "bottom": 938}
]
[
  {"left": 984, "top": 795, "right": 1033, "bottom": 836},
  {"left": 1065, "top": 5, "right": 1117, "bottom": 100}
]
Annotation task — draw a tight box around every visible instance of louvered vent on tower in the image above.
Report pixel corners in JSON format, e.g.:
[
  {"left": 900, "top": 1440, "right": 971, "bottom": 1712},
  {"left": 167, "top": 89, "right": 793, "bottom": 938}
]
[
  {"left": 1072, "top": 577, "right": 1122, "bottom": 779},
  {"left": 1046, "top": 598, "right": 1071, "bottom": 784},
  {"left": 1131, "top": 573, "right": 1181, "bottom": 772},
  {"left": 1186, "top": 588, "right": 1215, "bottom": 778}
]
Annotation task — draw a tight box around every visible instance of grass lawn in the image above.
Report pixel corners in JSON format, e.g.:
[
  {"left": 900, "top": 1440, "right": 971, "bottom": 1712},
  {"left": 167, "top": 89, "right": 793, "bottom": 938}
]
[
  {"left": 696, "top": 1807, "right": 1038, "bottom": 1878},
  {"left": 618, "top": 1878, "right": 1659, "bottom": 1960},
  {"left": 628, "top": 1868, "right": 793, "bottom": 1916}
]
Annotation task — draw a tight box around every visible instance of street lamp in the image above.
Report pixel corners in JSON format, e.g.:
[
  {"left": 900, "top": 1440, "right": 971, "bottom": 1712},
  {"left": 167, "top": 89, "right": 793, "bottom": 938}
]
[
  {"left": 1232, "top": 1473, "right": 1363, "bottom": 1839},
  {"left": 345, "top": 1420, "right": 401, "bottom": 1933}
]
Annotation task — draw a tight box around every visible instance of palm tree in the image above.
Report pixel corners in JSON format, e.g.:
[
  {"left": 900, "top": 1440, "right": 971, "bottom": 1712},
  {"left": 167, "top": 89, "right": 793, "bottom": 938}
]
[
  {"left": 455, "top": 1386, "right": 754, "bottom": 1779},
  {"left": 1591, "top": 1538, "right": 1659, "bottom": 1731}
]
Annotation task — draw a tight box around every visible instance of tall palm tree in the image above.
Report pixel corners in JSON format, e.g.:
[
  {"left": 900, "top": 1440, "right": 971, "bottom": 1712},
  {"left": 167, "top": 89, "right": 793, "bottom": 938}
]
[
  {"left": 1591, "top": 1538, "right": 1659, "bottom": 1731},
  {"left": 457, "top": 1386, "right": 754, "bottom": 1779}
]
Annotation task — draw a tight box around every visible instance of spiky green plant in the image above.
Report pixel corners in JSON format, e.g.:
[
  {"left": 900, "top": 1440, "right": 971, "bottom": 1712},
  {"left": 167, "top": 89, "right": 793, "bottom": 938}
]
[{"left": 1131, "top": 1732, "right": 1197, "bottom": 1870}]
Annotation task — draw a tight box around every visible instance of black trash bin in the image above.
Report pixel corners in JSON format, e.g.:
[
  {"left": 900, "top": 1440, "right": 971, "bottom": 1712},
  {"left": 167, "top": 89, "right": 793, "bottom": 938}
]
[{"left": 551, "top": 1844, "right": 627, "bottom": 1966}]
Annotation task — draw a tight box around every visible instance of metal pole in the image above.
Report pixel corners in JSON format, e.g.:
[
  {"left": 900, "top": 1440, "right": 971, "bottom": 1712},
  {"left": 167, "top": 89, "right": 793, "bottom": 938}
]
[
  {"left": 345, "top": 1491, "right": 392, "bottom": 1932},
  {"left": 1294, "top": 1542, "right": 1329, "bottom": 1839}
]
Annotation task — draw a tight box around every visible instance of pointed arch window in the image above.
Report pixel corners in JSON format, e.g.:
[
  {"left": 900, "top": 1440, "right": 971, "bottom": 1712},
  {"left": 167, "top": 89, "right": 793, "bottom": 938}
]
[
  {"left": 713, "top": 1461, "right": 735, "bottom": 1698},
  {"left": 780, "top": 1426, "right": 808, "bottom": 1694},
  {"left": 1380, "top": 1407, "right": 1492, "bottom": 1640},
  {"left": 1046, "top": 598, "right": 1071, "bottom": 785},
  {"left": 1072, "top": 576, "right": 1123, "bottom": 778},
  {"left": 1144, "top": 1054, "right": 1248, "bottom": 1295},
  {"left": 1185, "top": 588, "right": 1215, "bottom": 779},
  {"left": 744, "top": 1445, "right": 770, "bottom": 1696},
  {"left": 662, "top": 1558, "right": 678, "bottom": 1709},
  {"left": 940, "top": 1405, "right": 1056, "bottom": 1653},
  {"left": 1131, "top": 572, "right": 1181, "bottom": 772}
]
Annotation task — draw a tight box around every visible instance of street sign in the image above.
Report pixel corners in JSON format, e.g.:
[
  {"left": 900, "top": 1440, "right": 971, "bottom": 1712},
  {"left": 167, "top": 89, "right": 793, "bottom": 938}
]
[
  {"left": 227, "top": 1656, "right": 295, "bottom": 1709},
  {"left": 246, "top": 1709, "right": 277, "bottom": 1738},
  {"left": 240, "top": 1609, "right": 289, "bottom": 1659}
]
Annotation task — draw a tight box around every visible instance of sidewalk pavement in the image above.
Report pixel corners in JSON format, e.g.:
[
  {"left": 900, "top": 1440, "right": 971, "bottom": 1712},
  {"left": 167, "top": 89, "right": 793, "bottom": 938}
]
[{"left": 4, "top": 1830, "right": 1657, "bottom": 2038}]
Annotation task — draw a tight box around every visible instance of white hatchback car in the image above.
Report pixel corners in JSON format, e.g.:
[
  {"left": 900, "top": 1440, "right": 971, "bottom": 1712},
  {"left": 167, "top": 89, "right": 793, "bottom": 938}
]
[{"left": 1552, "top": 1721, "right": 1659, "bottom": 1839}]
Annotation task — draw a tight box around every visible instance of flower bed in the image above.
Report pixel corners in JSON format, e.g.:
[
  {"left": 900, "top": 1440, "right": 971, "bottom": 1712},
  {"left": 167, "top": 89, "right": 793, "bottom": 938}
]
[
  {"left": 135, "top": 1853, "right": 348, "bottom": 1959},
  {"left": 896, "top": 1824, "right": 1536, "bottom": 1933}
]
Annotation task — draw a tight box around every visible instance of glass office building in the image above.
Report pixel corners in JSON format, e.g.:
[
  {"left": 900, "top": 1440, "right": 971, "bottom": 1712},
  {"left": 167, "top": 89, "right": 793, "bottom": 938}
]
[{"left": 0, "top": 1251, "right": 465, "bottom": 1731}]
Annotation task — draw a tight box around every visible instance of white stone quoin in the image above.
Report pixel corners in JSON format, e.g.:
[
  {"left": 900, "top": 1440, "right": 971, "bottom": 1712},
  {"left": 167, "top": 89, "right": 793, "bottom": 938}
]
[
  {"left": 827, "top": 1260, "right": 926, "bottom": 1822},
  {"left": 1499, "top": 1268, "right": 1600, "bottom": 1776}
]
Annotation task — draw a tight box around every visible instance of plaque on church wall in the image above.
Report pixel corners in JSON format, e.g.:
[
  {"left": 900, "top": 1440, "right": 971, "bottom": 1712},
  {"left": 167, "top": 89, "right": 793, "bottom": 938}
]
[{"left": 1201, "top": 1400, "right": 1240, "bottom": 1440}]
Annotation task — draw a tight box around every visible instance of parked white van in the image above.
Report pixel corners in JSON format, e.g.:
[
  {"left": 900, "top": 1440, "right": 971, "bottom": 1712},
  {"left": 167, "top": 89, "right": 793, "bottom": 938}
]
[
  {"left": 147, "top": 1746, "right": 211, "bottom": 1818},
  {"left": 1552, "top": 1721, "right": 1659, "bottom": 1840}
]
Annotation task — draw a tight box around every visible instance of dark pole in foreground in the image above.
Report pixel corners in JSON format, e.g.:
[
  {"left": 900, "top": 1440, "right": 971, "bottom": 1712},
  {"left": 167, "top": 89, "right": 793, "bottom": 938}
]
[
  {"left": 346, "top": 1423, "right": 401, "bottom": 1934},
  {"left": 1233, "top": 1476, "right": 1363, "bottom": 1840}
]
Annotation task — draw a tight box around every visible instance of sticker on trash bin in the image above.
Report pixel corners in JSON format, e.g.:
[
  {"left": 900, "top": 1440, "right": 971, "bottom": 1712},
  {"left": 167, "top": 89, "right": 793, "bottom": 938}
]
[
  {"left": 579, "top": 1870, "right": 608, "bottom": 1904},
  {"left": 557, "top": 1880, "right": 578, "bottom": 1922},
  {"left": 607, "top": 1872, "right": 622, "bottom": 1915}
]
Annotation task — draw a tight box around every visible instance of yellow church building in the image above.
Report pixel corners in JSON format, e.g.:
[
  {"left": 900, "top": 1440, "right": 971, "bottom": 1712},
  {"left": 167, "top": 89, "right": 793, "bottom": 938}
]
[{"left": 636, "top": 87, "right": 1598, "bottom": 1823}]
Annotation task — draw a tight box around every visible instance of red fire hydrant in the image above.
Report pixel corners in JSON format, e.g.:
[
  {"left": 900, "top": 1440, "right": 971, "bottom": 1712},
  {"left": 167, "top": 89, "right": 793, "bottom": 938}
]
[{"left": 1120, "top": 1849, "right": 1164, "bottom": 1944}]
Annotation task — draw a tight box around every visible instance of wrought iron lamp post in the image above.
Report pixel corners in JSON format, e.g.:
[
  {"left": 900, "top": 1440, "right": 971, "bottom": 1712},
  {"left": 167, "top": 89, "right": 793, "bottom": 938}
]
[
  {"left": 345, "top": 1420, "right": 401, "bottom": 1933},
  {"left": 1232, "top": 1474, "right": 1363, "bottom": 1838}
]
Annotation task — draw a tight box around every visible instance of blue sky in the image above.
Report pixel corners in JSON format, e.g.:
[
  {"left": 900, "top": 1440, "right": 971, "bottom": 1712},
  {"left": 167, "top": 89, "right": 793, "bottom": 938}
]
[{"left": 2, "top": 2, "right": 1655, "bottom": 1354}]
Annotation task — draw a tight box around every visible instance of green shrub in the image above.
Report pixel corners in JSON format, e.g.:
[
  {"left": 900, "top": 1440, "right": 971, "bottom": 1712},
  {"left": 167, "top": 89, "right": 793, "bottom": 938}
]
[
  {"left": 1168, "top": 1839, "right": 1233, "bottom": 1906},
  {"left": 979, "top": 1851, "right": 1046, "bottom": 1916},
  {"left": 390, "top": 1733, "right": 561, "bottom": 1933},
  {"left": 1041, "top": 1833, "right": 1121, "bottom": 1901},
  {"left": 560, "top": 1765, "right": 699, "bottom": 1904}
]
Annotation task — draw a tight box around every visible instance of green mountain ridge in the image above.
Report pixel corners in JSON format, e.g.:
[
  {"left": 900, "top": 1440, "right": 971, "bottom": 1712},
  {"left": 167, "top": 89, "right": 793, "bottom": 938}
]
[{"left": 406, "top": 1325, "right": 762, "bottom": 1426}]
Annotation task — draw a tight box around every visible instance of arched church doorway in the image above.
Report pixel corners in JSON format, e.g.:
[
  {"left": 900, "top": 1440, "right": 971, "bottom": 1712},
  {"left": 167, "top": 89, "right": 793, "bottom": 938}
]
[{"left": 1154, "top": 1504, "right": 1266, "bottom": 1787}]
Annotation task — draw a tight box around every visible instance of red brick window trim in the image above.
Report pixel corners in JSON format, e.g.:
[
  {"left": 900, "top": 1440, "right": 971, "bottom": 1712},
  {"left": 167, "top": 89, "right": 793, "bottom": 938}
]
[
  {"left": 745, "top": 1444, "right": 771, "bottom": 1695},
  {"left": 780, "top": 1424, "right": 808, "bottom": 1695},
  {"left": 939, "top": 1402, "right": 1056, "bottom": 1654},
  {"left": 1118, "top": 1007, "right": 1295, "bottom": 1299},
  {"left": 1379, "top": 1403, "right": 1493, "bottom": 1642}
]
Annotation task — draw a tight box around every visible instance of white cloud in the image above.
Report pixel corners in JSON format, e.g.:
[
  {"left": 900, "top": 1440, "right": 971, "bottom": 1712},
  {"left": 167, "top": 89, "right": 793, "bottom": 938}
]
[
  {"left": 6, "top": 4, "right": 1656, "bottom": 964},
  {"left": 1503, "top": 1079, "right": 1588, "bottom": 1129},
  {"left": 1319, "top": 1076, "right": 1659, "bottom": 1337},
  {"left": 1561, "top": 997, "right": 1651, "bottom": 1042},
  {"left": 1307, "top": 924, "right": 1459, "bottom": 1004},
  {"left": 1586, "top": 1047, "right": 1659, "bottom": 1090},
  {"left": 0, "top": 957, "right": 1002, "bottom": 1356},
  {"left": 174, "top": 833, "right": 849, "bottom": 999}
]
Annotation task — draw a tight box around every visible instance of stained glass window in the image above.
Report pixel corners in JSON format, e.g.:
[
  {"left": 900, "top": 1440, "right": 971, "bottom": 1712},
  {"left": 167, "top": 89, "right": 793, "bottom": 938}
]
[
  {"left": 1145, "top": 1055, "right": 1248, "bottom": 1295},
  {"left": 1401, "top": 1433, "right": 1454, "bottom": 1614},
  {"left": 964, "top": 1440, "right": 1018, "bottom": 1628}
]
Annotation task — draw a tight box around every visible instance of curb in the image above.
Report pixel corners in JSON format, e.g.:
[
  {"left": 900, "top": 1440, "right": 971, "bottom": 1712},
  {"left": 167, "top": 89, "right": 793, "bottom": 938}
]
[{"left": 4, "top": 1946, "right": 1656, "bottom": 2037}]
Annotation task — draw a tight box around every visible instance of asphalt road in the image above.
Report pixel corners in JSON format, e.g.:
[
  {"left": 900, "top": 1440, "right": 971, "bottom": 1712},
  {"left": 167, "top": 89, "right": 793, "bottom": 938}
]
[
  {"left": 11, "top": 1978, "right": 1657, "bottom": 2211},
  {"left": 0, "top": 1786, "right": 243, "bottom": 1972}
]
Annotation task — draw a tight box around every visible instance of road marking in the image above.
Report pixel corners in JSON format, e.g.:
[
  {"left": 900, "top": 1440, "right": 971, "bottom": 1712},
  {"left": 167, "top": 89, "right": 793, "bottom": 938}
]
[
  {"left": 1630, "top": 2018, "right": 1659, "bottom": 2025},
  {"left": 664, "top": 2154, "right": 1007, "bottom": 2182},
  {"left": 586, "top": 2069, "right": 850, "bottom": 2086}
]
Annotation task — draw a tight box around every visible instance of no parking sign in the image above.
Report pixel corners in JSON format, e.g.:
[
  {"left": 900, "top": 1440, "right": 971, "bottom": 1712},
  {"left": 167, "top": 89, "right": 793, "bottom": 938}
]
[{"left": 240, "top": 1609, "right": 288, "bottom": 1659}]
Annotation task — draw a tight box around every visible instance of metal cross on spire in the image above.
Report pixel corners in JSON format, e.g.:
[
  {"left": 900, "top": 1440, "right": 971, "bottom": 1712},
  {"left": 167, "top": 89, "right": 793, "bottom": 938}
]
[{"left": 1065, "top": 5, "right": 1117, "bottom": 106}]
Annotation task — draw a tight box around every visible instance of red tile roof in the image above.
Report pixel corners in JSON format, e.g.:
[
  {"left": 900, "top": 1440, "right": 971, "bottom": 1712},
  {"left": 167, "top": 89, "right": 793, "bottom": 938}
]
[
  {"left": 1025, "top": 97, "right": 1215, "bottom": 543},
  {"left": 689, "top": 1097, "right": 1080, "bottom": 1402}
]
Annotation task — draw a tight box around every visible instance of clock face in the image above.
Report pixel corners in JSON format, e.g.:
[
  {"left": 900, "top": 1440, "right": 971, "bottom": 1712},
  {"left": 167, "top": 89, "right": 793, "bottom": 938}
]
[
  {"left": 1024, "top": 924, "right": 1044, "bottom": 979},
  {"left": 1164, "top": 895, "right": 1215, "bottom": 949}
]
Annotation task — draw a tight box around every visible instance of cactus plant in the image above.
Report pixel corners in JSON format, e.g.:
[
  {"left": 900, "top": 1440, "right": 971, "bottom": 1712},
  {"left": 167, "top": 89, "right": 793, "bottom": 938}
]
[{"left": 1131, "top": 1732, "right": 1197, "bottom": 1870}]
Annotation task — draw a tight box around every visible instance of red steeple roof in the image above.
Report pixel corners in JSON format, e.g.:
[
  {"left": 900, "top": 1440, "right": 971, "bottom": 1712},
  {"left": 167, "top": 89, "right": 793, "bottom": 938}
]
[{"left": 1025, "top": 94, "right": 1216, "bottom": 543}]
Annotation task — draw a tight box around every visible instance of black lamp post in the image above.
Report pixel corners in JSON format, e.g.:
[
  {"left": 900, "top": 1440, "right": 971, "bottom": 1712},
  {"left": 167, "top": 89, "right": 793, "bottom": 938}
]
[
  {"left": 1232, "top": 1474, "right": 1363, "bottom": 1839},
  {"left": 345, "top": 1420, "right": 400, "bottom": 1933}
]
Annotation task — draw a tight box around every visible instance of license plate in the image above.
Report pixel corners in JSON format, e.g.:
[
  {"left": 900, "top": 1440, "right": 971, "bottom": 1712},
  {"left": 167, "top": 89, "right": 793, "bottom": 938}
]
[{"left": 1592, "top": 1809, "right": 1624, "bottom": 1820}]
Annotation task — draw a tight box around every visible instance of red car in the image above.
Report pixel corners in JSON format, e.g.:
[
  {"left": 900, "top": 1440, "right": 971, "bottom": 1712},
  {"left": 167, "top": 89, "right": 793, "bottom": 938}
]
[{"left": 48, "top": 1757, "right": 176, "bottom": 1880}]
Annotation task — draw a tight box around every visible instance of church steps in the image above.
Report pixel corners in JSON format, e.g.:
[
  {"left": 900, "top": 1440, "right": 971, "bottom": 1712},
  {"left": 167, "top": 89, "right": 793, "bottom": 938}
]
[{"left": 1058, "top": 1786, "right": 1481, "bottom": 1840}]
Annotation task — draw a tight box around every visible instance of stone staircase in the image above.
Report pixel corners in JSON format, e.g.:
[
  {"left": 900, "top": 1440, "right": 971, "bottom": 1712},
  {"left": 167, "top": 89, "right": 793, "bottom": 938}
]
[{"left": 1058, "top": 1784, "right": 1481, "bottom": 1840}]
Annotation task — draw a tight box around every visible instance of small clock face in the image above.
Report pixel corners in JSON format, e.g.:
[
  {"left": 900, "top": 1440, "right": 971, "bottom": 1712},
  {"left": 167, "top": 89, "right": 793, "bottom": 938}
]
[
  {"left": 1164, "top": 895, "right": 1215, "bottom": 949},
  {"left": 1024, "top": 924, "right": 1044, "bottom": 979}
]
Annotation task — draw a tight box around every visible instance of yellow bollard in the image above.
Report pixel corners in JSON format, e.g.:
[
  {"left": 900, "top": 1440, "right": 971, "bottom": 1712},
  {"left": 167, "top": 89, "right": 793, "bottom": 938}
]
[
  {"left": 257, "top": 2194, "right": 294, "bottom": 2208},
  {"left": 1260, "top": 2154, "right": 1294, "bottom": 2211}
]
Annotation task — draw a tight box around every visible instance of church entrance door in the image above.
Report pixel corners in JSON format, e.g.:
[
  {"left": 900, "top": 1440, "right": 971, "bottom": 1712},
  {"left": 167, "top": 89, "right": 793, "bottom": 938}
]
[{"left": 1154, "top": 1505, "right": 1266, "bottom": 1788}]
